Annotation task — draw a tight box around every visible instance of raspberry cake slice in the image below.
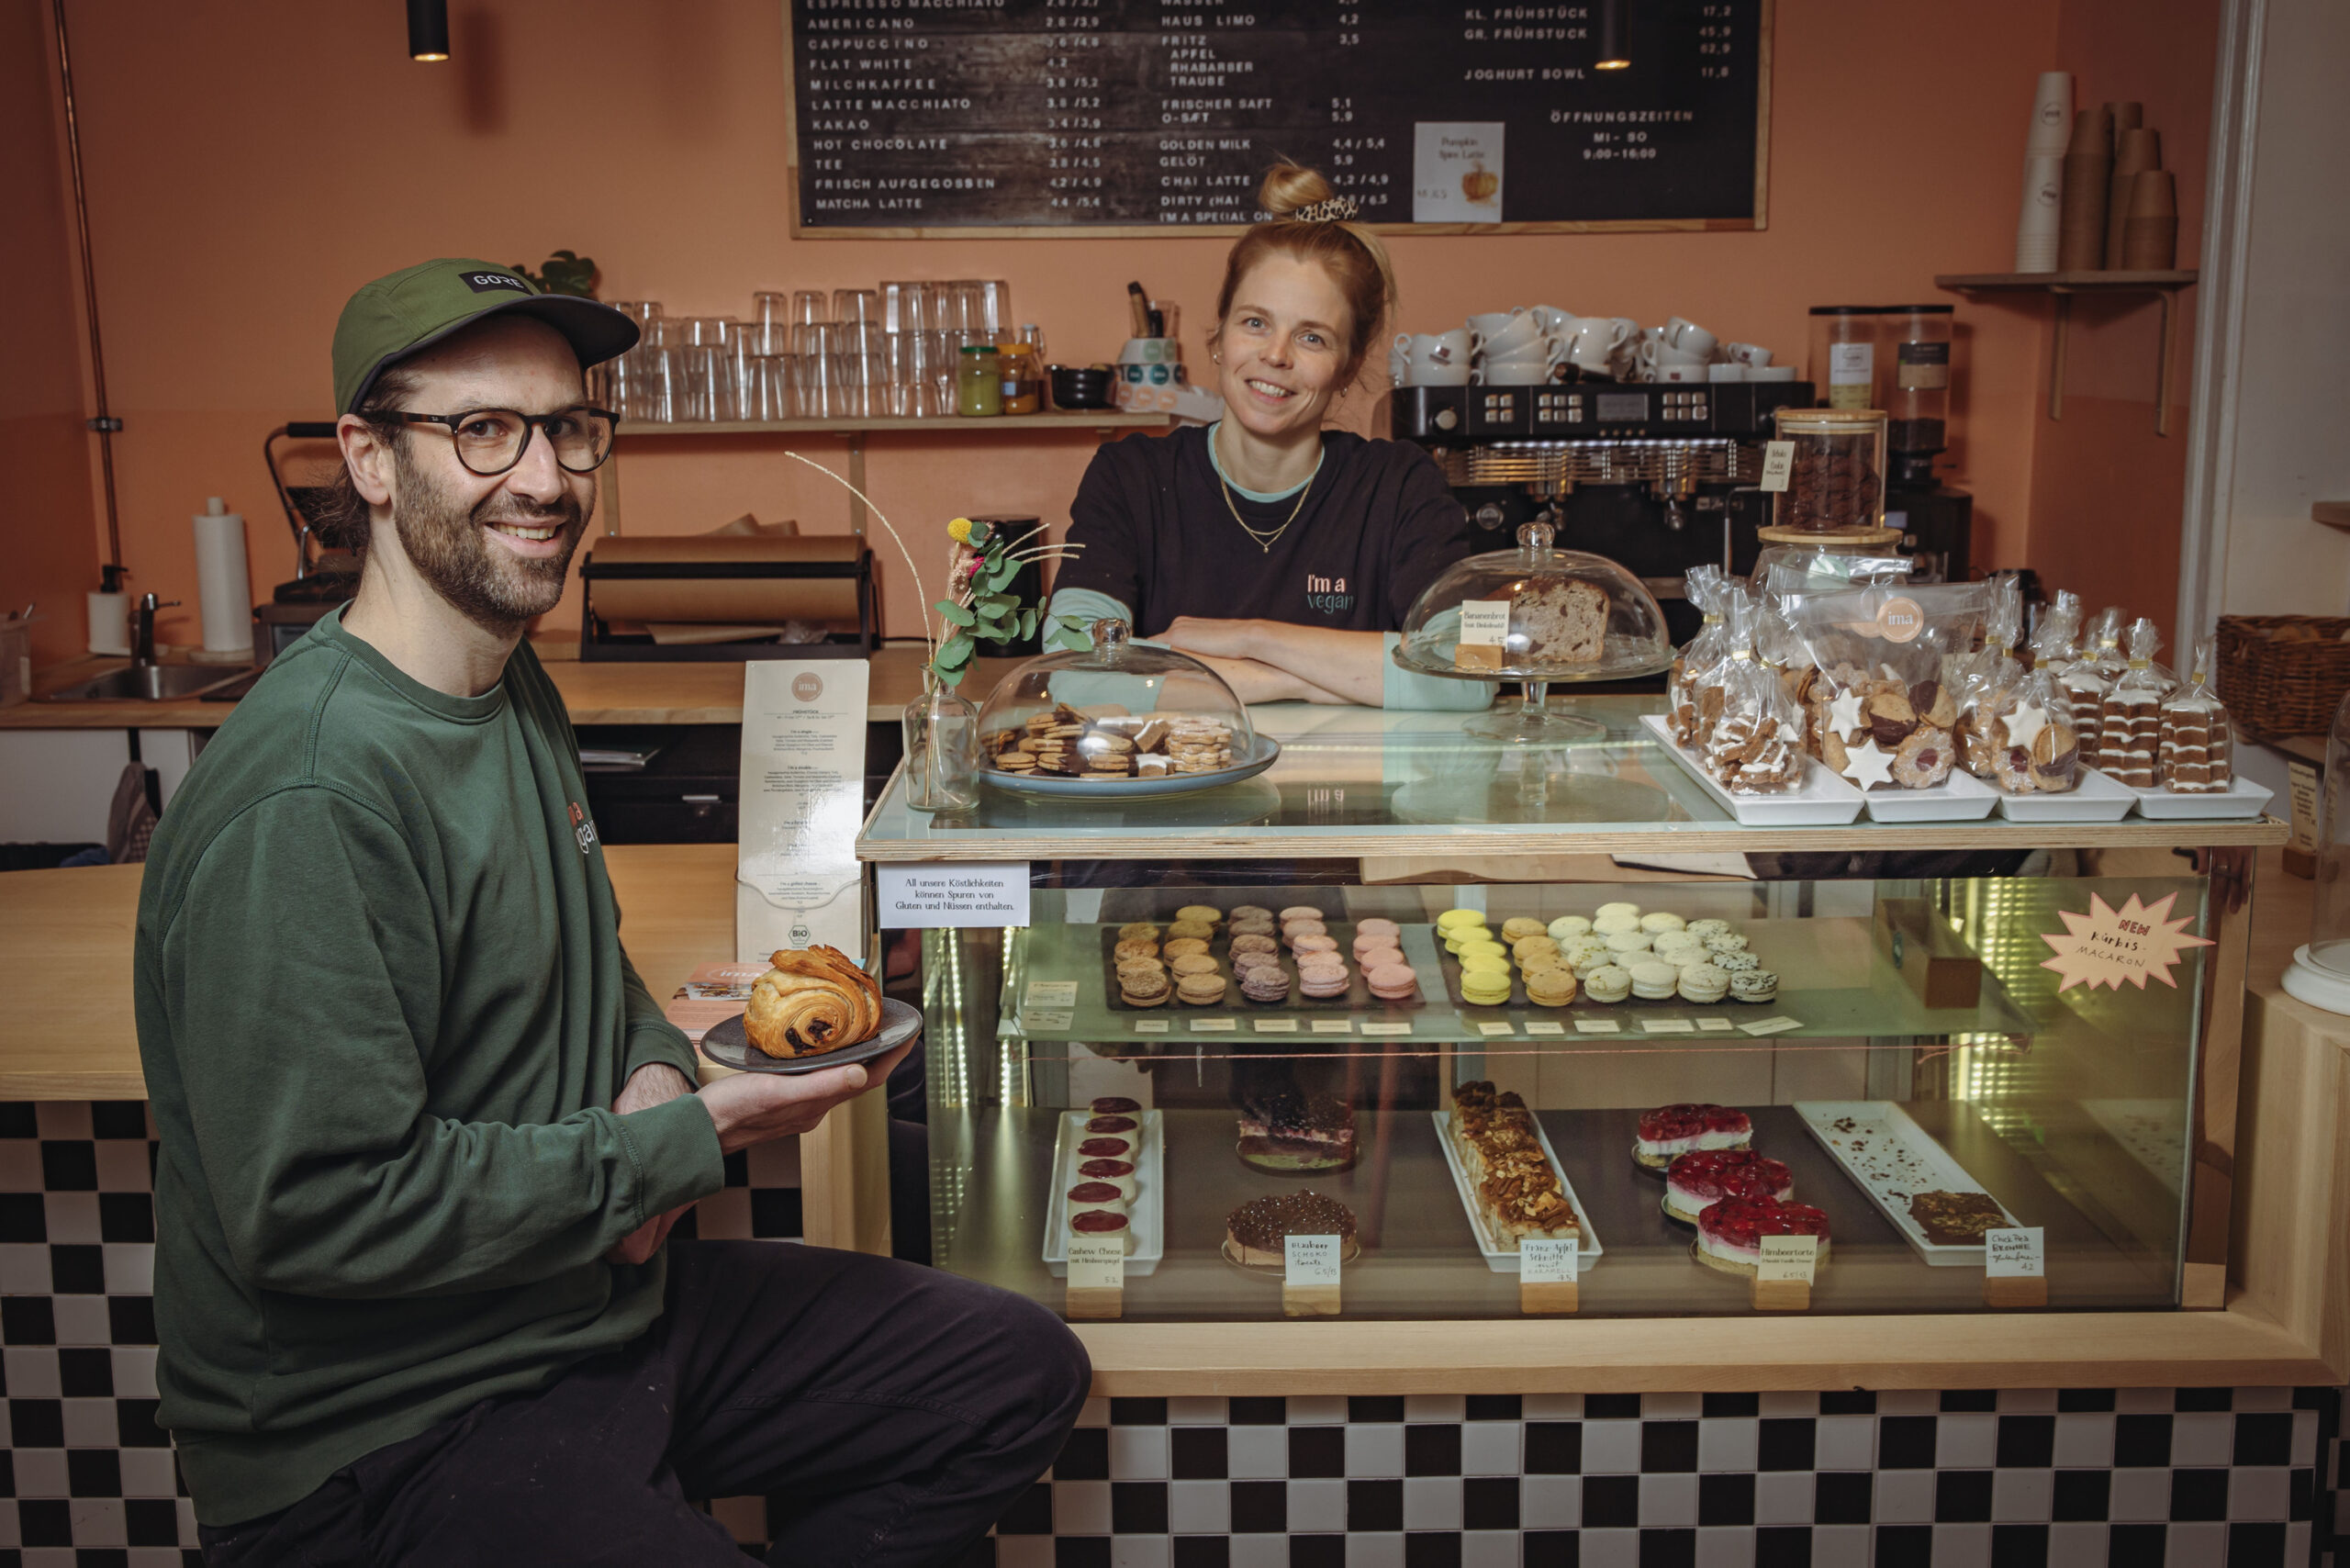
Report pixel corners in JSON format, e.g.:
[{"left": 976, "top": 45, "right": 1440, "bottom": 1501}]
[
  {"left": 1633, "top": 1103, "right": 1753, "bottom": 1170},
  {"left": 1694, "top": 1196, "right": 1830, "bottom": 1277},
  {"left": 1663, "top": 1149, "right": 1794, "bottom": 1225}
]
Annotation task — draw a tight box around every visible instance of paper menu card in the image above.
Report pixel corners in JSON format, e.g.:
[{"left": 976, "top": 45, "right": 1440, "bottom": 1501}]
[
  {"left": 736, "top": 660, "right": 871, "bottom": 964},
  {"left": 663, "top": 961, "right": 767, "bottom": 1043}
]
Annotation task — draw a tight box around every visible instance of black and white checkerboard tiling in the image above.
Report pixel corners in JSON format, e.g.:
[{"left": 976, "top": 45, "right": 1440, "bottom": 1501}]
[{"left": 1, "top": 1103, "right": 2341, "bottom": 1568}]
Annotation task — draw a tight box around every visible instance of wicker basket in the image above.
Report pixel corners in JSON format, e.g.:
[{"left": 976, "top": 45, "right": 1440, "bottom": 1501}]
[{"left": 2215, "top": 614, "right": 2350, "bottom": 737}]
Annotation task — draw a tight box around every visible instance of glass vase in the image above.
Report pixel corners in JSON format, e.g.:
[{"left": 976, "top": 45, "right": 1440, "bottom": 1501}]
[{"left": 903, "top": 679, "right": 981, "bottom": 812}]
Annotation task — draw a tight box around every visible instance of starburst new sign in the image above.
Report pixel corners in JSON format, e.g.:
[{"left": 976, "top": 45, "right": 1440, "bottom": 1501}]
[{"left": 2038, "top": 891, "right": 2214, "bottom": 992}]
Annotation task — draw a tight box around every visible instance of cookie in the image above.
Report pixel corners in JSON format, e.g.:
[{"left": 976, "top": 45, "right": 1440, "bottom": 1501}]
[{"left": 1891, "top": 725, "right": 1955, "bottom": 789}]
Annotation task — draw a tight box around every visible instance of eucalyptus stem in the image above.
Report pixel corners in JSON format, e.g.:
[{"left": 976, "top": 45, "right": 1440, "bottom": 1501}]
[{"left": 781, "top": 450, "right": 935, "bottom": 660}]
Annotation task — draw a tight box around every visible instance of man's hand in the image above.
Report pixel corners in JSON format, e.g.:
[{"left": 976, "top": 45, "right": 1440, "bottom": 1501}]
[
  {"left": 697, "top": 1037, "right": 915, "bottom": 1156},
  {"left": 607, "top": 1063, "right": 699, "bottom": 1266}
]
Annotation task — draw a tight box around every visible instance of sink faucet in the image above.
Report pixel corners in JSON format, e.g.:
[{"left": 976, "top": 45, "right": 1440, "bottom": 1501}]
[{"left": 131, "top": 593, "right": 179, "bottom": 666}]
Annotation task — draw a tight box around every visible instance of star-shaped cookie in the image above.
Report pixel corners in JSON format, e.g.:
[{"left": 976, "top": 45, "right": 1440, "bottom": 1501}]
[
  {"left": 2002, "top": 702, "right": 2049, "bottom": 753},
  {"left": 1841, "top": 736, "right": 1897, "bottom": 789},
  {"left": 1826, "top": 689, "right": 1865, "bottom": 736}
]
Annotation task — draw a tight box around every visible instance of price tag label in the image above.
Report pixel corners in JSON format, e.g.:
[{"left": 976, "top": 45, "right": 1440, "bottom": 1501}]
[
  {"left": 1457, "top": 598, "right": 1513, "bottom": 646},
  {"left": 1254, "top": 1017, "right": 1299, "bottom": 1033},
  {"left": 1738, "top": 1015, "right": 1802, "bottom": 1037},
  {"left": 1361, "top": 1022, "right": 1412, "bottom": 1036},
  {"left": 1133, "top": 1019, "right": 1170, "bottom": 1034},
  {"left": 1067, "top": 1236, "right": 1126, "bottom": 1289},
  {"left": 1478, "top": 1021, "right": 1516, "bottom": 1037},
  {"left": 1524, "top": 1021, "right": 1566, "bottom": 1036},
  {"left": 1519, "top": 1237, "right": 1579, "bottom": 1283},
  {"left": 1311, "top": 1018, "right": 1354, "bottom": 1034},
  {"left": 1024, "top": 980, "right": 1078, "bottom": 1010},
  {"left": 1985, "top": 1226, "right": 2044, "bottom": 1278},
  {"left": 1757, "top": 1234, "right": 1819, "bottom": 1283},
  {"left": 1575, "top": 1018, "right": 1621, "bottom": 1034},
  {"left": 1286, "top": 1234, "right": 1343, "bottom": 1287},
  {"left": 1760, "top": 440, "right": 1796, "bottom": 492},
  {"left": 1642, "top": 1018, "right": 1695, "bottom": 1035},
  {"left": 1025, "top": 1010, "right": 1073, "bottom": 1030},
  {"left": 1696, "top": 1018, "right": 1736, "bottom": 1032},
  {"left": 1194, "top": 1017, "right": 1237, "bottom": 1031}
]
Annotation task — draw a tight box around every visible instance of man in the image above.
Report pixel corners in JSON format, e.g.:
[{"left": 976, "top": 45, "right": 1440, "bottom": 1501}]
[{"left": 133, "top": 260, "right": 1088, "bottom": 1565}]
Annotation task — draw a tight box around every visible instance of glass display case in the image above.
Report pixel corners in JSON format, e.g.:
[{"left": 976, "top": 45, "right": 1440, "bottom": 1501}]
[{"left": 859, "top": 698, "right": 2278, "bottom": 1372}]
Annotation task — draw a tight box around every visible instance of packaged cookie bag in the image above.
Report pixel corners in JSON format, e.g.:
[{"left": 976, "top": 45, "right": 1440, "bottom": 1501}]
[
  {"left": 1666, "top": 566, "right": 1727, "bottom": 746},
  {"left": 1704, "top": 597, "right": 1806, "bottom": 793},
  {"left": 1688, "top": 581, "right": 1753, "bottom": 750},
  {"left": 2160, "top": 635, "right": 2234, "bottom": 793},
  {"left": 2022, "top": 589, "right": 2081, "bottom": 677},
  {"left": 1789, "top": 582, "right": 1990, "bottom": 790},
  {"left": 2061, "top": 606, "right": 2124, "bottom": 759},
  {"left": 2096, "top": 618, "right": 2165, "bottom": 786},
  {"left": 1956, "top": 577, "right": 2024, "bottom": 777},
  {"left": 1977, "top": 665, "right": 2081, "bottom": 792}
]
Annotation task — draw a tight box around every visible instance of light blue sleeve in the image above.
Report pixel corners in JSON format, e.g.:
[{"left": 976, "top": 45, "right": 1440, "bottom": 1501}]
[
  {"left": 1045, "top": 586, "right": 1130, "bottom": 641},
  {"left": 1381, "top": 629, "right": 1498, "bottom": 711}
]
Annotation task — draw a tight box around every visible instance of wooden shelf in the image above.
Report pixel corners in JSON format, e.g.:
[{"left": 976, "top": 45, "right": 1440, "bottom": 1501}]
[
  {"left": 618, "top": 412, "right": 1168, "bottom": 437},
  {"left": 1935, "top": 270, "right": 2199, "bottom": 435}
]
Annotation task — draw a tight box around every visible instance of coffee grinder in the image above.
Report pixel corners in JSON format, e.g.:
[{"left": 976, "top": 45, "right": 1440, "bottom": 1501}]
[{"left": 1881, "top": 305, "right": 1972, "bottom": 584}]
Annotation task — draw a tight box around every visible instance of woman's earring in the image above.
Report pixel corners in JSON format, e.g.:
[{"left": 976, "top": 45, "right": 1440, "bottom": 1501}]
[{"left": 1212, "top": 353, "right": 1221, "bottom": 364}]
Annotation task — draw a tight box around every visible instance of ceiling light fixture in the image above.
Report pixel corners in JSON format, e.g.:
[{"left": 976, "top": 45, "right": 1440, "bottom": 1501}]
[
  {"left": 408, "top": 0, "right": 449, "bottom": 62},
  {"left": 1596, "top": 0, "right": 1630, "bottom": 70}
]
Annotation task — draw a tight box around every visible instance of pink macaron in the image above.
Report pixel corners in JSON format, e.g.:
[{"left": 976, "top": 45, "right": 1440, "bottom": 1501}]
[
  {"left": 1279, "top": 906, "right": 1325, "bottom": 924},
  {"left": 1282, "top": 919, "right": 1328, "bottom": 940},
  {"left": 1354, "top": 918, "right": 1401, "bottom": 940},
  {"left": 1298, "top": 966, "right": 1351, "bottom": 999},
  {"left": 1355, "top": 945, "right": 1406, "bottom": 971},
  {"left": 1366, "top": 962, "right": 1420, "bottom": 1001},
  {"left": 1291, "top": 934, "right": 1339, "bottom": 956}
]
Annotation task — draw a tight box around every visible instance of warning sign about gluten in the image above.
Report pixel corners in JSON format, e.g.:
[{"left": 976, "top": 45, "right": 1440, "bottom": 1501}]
[
  {"left": 878, "top": 863, "right": 1033, "bottom": 930},
  {"left": 787, "top": 0, "right": 1769, "bottom": 233},
  {"left": 2036, "top": 890, "right": 2214, "bottom": 993}
]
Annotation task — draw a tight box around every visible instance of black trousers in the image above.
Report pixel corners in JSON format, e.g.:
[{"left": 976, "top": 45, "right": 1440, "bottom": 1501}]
[{"left": 197, "top": 1242, "right": 1090, "bottom": 1567}]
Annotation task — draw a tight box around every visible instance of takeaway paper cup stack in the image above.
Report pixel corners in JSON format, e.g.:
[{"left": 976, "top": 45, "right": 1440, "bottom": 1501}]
[{"left": 2014, "top": 71, "right": 2072, "bottom": 273}]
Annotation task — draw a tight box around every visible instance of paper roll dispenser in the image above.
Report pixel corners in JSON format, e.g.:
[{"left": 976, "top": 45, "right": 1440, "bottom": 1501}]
[{"left": 578, "top": 534, "right": 878, "bottom": 660}]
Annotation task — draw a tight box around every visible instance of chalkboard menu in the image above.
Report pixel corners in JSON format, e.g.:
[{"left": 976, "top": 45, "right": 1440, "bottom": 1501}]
[{"left": 787, "top": 0, "right": 1772, "bottom": 236}]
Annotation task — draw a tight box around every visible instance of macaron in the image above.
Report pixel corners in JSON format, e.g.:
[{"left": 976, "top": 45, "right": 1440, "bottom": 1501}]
[
  {"left": 1444, "top": 927, "right": 1494, "bottom": 954},
  {"left": 1232, "top": 949, "right": 1281, "bottom": 975},
  {"left": 1512, "top": 935, "right": 1561, "bottom": 962},
  {"left": 1231, "top": 934, "right": 1279, "bottom": 956},
  {"left": 1228, "top": 917, "right": 1277, "bottom": 939},
  {"left": 1116, "top": 923, "right": 1162, "bottom": 943},
  {"left": 1730, "top": 969, "right": 1779, "bottom": 1003},
  {"left": 1280, "top": 906, "right": 1326, "bottom": 924},
  {"left": 1175, "top": 904, "right": 1224, "bottom": 926},
  {"left": 1354, "top": 917, "right": 1401, "bottom": 941},
  {"left": 1583, "top": 965, "right": 1632, "bottom": 1003},
  {"left": 1563, "top": 935, "right": 1614, "bottom": 969},
  {"left": 1500, "top": 917, "right": 1549, "bottom": 944},
  {"left": 1460, "top": 954, "right": 1512, "bottom": 979},
  {"left": 1705, "top": 933, "right": 1751, "bottom": 955},
  {"left": 1113, "top": 939, "right": 1160, "bottom": 965},
  {"left": 1459, "top": 939, "right": 1508, "bottom": 965},
  {"left": 1592, "top": 913, "right": 1642, "bottom": 936},
  {"left": 1366, "top": 962, "right": 1420, "bottom": 1001},
  {"left": 1714, "top": 950, "right": 1761, "bottom": 974},
  {"left": 1229, "top": 905, "right": 1274, "bottom": 923},
  {"left": 1595, "top": 902, "right": 1642, "bottom": 924},
  {"left": 1460, "top": 969, "right": 1515, "bottom": 1007},
  {"left": 1170, "top": 954, "right": 1220, "bottom": 978},
  {"left": 1121, "top": 969, "right": 1171, "bottom": 1007},
  {"left": 1355, "top": 946, "right": 1406, "bottom": 971},
  {"left": 1516, "top": 949, "right": 1568, "bottom": 976},
  {"left": 1176, "top": 972, "right": 1228, "bottom": 1005},
  {"left": 1299, "top": 963, "right": 1352, "bottom": 1000},
  {"left": 1548, "top": 914, "right": 1594, "bottom": 941},
  {"left": 1677, "top": 963, "right": 1729, "bottom": 1005},
  {"left": 1525, "top": 969, "right": 1579, "bottom": 1007},
  {"left": 1651, "top": 932, "right": 1705, "bottom": 962},
  {"left": 1639, "top": 912, "right": 1687, "bottom": 935},
  {"left": 1687, "top": 919, "right": 1734, "bottom": 942},
  {"left": 1163, "top": 937, "right": 1210, "bottom": 959},
  {"left": 1283, "top": 924, "right": 1329, "bottom": 946},
  {"left": 1240, "top": 966, "right": 1292, "bottom": 1002},
  {"left": 1605, "top": 931, "right": 1654, "bottom": 957},
  {"left": 1167, "top": 920, "right": 1214, "bottom": 942},
  {"left": 1628, "top": 961, "right": 1681, "bottom": 1001},
  {"left": 1352, "top": 933, "right": 1394, "bottom": 959},
  {"left": 1292, "top": 934, "right": 1340, "bottom": 956},
  {"left": 1437, "top": 908, "right": 1485, "bottom": 932}
]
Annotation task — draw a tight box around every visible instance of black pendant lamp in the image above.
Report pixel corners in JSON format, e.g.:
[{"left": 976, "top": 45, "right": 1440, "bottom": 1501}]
[
  {"left": 1596, "top": 0, "right": 1629, "bottom": 70},
  {"left": 407, "top": 0, "right": 450, "bottom": 62}
]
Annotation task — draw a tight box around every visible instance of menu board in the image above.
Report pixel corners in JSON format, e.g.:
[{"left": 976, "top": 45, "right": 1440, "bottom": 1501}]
[{"left": 787, "top": 0, "right": 1772, "bottom": 236}]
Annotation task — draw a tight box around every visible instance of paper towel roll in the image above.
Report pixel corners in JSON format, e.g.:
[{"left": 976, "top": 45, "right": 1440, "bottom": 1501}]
[
  {"left": 584, "top": 535, "right": 865, "bottom": 625},
  {"left": 87, "top": 590, "right": 129, "bottom": 656},
  {"left": 194, "top": 498, "right": 254, "bottom": 657}
]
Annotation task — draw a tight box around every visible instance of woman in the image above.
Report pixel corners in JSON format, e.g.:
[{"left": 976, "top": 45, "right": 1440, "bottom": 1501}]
[{"left": 1049, "top": 164, "right": 1493, "bottom": 711}]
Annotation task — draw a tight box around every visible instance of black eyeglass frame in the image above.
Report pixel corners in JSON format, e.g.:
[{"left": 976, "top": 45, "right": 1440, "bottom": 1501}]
[{"left": 380, "top": 406, "right": 621, "bottom": 476}]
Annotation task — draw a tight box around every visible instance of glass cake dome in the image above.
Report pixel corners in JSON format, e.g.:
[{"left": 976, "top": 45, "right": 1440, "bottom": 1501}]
[
  {"left": 970, "top": 619, "right": 1279, "bottom": 796},
  {"left": 1393, "top": 521, "right": 1673, "bottom": 742}
]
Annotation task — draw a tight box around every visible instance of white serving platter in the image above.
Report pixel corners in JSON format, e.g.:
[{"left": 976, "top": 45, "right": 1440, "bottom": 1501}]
[
  {"left": 1637, "top": 713, "right": 1864, "bottom": 827},
  {"left": 1859, "top": 764, "right": 1998, "bottom": 823},
  {"left": 1994, "top": 766, "right": 2137, "bottom": 823},
  {"left": 1430, "top": 1111, "right": 1606, "bottom": 1274},
  {"left": 1042, "top": 1109, "right": 1165, "bottom": 1278},
  {"left": 2124, "top": 775, "right": 2274, "bottom": 821},
  {"left": 1792, "top": 1100, "right": 2018, "bottom": 1267}
]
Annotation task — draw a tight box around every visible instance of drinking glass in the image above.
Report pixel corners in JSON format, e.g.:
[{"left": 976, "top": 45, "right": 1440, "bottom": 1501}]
[
  {"left": 963, "top": 279, "right": 1013, "bottom": 334},
  {"left": 634, "top": 346, "right": 680, "bottom": 423},
  {"left": 749, "top": 355, "right": 791, "bottom": 420},
  {"left": 682, "top": 343, "right": 724, "bottom": 421},
  {"left": 752, "top": 291, "right": 790, "bottom": 331},
  {"left": 791, "top": 290, "right": 831, "bottom": 326},
  {"left": 834, "top": 288, "right": 880, "bottom": 326},
  {"left": 792, "top": 321, "right": 843, "bottom": 356},
  {"left": 878, "top": 282, "right": 929, "bottom": 334}
]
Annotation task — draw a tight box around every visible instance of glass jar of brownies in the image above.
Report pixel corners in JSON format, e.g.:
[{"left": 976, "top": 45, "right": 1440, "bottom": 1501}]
[{"left": 1770, "top": 408, "right": 1888, "bottom": 535}]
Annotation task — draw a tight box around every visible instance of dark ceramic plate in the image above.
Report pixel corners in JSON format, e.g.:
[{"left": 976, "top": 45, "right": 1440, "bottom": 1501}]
[{"left": 699, "top": 997, "right": 923, "bottom": 1076}]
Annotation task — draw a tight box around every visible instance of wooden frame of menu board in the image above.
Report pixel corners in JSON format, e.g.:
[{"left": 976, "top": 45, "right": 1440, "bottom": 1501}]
[{"left": 780, "top": 0, "right": 1774, "bottom": 241}]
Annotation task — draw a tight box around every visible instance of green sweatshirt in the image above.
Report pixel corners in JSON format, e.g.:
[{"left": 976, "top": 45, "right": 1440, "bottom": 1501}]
[{"left": 132, "top": 609, "right": 725, "bottom": 1526}]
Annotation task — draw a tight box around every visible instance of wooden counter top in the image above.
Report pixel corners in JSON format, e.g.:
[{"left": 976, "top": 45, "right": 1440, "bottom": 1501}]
[
  {"left": 6, "top": 643, "right": 1020, "bottom": 729},
  {"left": 0, "top": 844, "right": 737, "bottom": 1100}
]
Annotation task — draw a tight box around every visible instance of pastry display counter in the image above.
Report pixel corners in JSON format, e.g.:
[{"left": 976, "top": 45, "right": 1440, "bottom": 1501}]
[{"left": 854, "top": 698, "right": 2334, "bottom": 1391}]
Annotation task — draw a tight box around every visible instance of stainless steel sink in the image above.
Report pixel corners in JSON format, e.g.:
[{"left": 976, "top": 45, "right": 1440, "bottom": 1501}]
[{"left": 38, "top": 664, "right": 253, "bottom": 702}]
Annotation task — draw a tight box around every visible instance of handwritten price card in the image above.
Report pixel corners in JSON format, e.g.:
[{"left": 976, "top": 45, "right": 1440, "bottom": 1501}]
[
  {"left": 1283, "top": 1234, "right": 1343, "bottom": 1317},
  {"left": 1982, "top": 1226, "right": 2048, "bottom": 1309},
  {"left": 1519, "top": 1236, "right": 1581, "bottom": 1315},
  {"left": 1065, "top": 1236, "right": 1125, "bottom": 1320},
  {"left": 1753, "top": 1234, "right": 1818, "bottom": 1310}
]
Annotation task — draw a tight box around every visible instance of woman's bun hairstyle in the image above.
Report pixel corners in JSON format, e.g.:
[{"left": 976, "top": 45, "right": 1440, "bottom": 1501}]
[{"left": 1212, "top": 162, "right": 1399, "bottom": 385}]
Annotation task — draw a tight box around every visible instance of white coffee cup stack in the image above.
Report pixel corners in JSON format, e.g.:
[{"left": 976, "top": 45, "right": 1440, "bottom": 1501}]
[{"left": 2015, "top": 70, "right": 2072, "bottom": 273}]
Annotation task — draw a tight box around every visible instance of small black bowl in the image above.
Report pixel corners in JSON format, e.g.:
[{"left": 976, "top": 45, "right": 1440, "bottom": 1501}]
[{"left": 1048, "top": 364, "right": 1117, "bottom": 409}]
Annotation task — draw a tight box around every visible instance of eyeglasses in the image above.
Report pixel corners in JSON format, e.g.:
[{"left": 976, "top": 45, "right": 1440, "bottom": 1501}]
[{"left": 384, "top": 406, "right": 619, "bottom": 476}]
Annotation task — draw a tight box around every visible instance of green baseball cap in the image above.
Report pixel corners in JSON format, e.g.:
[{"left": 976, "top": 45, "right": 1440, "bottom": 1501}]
[{"left": 330, "top": 257, "right": 640, "bottom": 415}]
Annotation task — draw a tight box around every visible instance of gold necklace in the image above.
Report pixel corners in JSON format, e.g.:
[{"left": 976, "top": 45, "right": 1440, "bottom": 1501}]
[{"left": 1214, "top": 437, "right": 1321, "bottom": 554}]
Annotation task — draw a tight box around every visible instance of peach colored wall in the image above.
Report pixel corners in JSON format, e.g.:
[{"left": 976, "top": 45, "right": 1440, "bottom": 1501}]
[
  {"left": 1, "top": 0, "right": 102, "bottom": 667},
  {"left": 2020, "top": 0, "right": 2221, "bottom": 646},
  {"left": 19, "top": 0, "right": 2214, "bottom": 657}
]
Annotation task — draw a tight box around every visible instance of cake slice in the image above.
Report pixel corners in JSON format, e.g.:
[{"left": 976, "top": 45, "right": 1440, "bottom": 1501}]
[{"left": 1513, "top": 579, "right": 1607, "bottom": 666}]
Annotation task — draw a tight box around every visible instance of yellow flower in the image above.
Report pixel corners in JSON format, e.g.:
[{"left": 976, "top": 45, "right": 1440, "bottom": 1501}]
[{"left": 947, "top": 517, "right": 973, "bottom": 543}]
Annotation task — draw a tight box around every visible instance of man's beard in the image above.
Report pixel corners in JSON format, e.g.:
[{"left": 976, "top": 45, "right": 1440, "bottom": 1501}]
[{"left": 387, "top": 441, "right": 588, "bottom": 635}]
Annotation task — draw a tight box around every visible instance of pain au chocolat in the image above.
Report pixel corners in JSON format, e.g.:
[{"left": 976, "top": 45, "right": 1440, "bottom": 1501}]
[{"left": 743, "top": 945, "right": 882, "bottom": 1058}]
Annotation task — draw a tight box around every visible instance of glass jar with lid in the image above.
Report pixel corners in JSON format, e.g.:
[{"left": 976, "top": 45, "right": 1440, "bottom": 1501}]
[
  {"left": 1807, "top": 306, "right": 1886, "bottom": 409},
  {"left": 957, "top": 344, "right": 1003, "bottom": 417},
  {"left": 1886, "top": 304, "right": 1954, "bottom": 485},
  {"left": 1770, "top": 408, "right": 1889, "bottom": 535},
  {"left": 1391, "top": 520, "right": 1672, "bottom": 743},
  {"left": 968, "top": 619, "right": 1276, "bottom": 796}
]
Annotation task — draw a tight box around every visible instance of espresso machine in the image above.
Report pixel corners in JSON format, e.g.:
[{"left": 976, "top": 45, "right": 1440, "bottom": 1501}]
[{"left": 1393, "top": 380, "right": 1815, "bottom": 644}]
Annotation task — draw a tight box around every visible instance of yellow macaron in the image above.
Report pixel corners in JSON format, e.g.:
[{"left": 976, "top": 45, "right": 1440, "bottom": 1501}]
[
  {"left": 1460, "top": 970, "right": 1515, "bottom": 1006},
  {"left": 1437, "top": 908, "right": 1485, "bottom": 931}
]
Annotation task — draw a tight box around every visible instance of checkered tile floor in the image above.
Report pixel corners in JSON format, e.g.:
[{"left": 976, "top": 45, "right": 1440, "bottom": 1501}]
[{"left": 0, "top": 1103, "right": 2340, "bottom": 1568}]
